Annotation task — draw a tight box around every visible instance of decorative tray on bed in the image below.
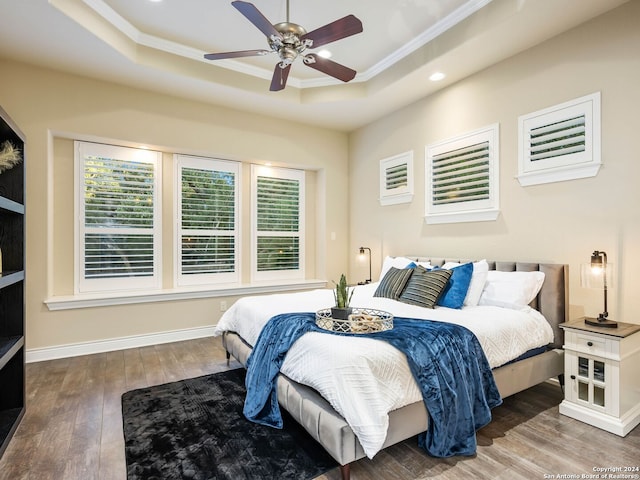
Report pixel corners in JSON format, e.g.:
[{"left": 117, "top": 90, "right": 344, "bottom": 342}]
[{"left": 315, "top": 308, "right": 394, "bottom": 334}]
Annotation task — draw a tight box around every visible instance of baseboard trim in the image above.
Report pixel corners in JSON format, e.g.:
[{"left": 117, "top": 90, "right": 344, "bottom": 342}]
[{"left": 26, "top": 325, "right": 217, "bottom": 363}]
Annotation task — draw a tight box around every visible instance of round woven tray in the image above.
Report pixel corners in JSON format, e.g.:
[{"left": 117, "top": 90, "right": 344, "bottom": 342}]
[{"left": 315, "top": 308, "right": 393, "bottom": 334}]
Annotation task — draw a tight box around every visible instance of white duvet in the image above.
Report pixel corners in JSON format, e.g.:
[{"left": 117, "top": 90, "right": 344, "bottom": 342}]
[{"left": 213, "top": 282, "right": 554, "bottom": 458}]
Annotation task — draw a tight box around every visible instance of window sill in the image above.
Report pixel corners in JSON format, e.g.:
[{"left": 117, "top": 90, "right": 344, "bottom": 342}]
[
  {"left": 44, "top": 279, "right": 328, "bottom": 311},
  {"left": 425, "top": 208, "right": 500, "bottom": 225}
]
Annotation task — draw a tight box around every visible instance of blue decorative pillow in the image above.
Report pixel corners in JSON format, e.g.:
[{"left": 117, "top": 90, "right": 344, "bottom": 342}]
[{"left": 437, "top": 262, "right": 474, "bottom": 309}]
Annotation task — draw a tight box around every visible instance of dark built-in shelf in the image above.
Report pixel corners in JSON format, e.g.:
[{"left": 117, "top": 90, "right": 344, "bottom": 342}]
[
  {"left": 0, "top": 105, "right": 25, "bottom": 460},
  {"left": 0, "top": 336, "right": 23, "bottom": 370},
  {"left": 0, "top": 197, "right": 24, "bottom": 215},
  {"left": 0, "top": 271, "right": 24, "bottom": 290}
]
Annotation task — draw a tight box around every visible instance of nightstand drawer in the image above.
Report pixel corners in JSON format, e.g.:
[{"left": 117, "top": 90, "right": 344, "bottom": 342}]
[{"left": 564, "top": 331, "right": 615, "bottom": 358}]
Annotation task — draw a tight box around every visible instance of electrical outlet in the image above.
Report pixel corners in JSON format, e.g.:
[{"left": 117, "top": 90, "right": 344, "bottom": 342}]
[{"left": 220, "top": 300, "right": 228, "bottom": 312}]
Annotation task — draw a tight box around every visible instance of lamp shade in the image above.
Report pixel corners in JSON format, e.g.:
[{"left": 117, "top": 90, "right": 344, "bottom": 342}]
[{"left": 580, "top": 262, "right": 614, "bottom": 289}]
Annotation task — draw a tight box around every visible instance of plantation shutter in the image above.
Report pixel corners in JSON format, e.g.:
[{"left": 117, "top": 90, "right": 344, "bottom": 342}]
[
  {"left": 529, "top": 115, "right": 585, "bottom": 161},
  {"left": 177, "top": 156, "right": 239, "bottom": 285},
  {"left": 431, "top": 141, "right": 490, "bottom": 205},
  {"left": 77, "top": 142, "right": 161, "bottom": 292},
  {"left": 517, "top": 92, "right": 600, "bottom": 186},
  {"left": 379, "top": 151, "right": 414, "bottom": 206},
  {"left": 425, "top": 124, "right": 499, "bottom": 224},
  {"left": 386, "top": 163, "right": 407, "bottom": 190},
  {"left": 252, "top": 166, "right": 304, "bottom": 280}
]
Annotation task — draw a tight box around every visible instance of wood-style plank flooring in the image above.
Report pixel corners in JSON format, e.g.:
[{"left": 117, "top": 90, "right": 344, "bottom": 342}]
[{"left": 1, "top": 336, "right": 638, "bottom": 480}]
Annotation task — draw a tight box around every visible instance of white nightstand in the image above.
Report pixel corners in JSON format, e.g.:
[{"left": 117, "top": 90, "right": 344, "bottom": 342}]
[{"left": 559, "top": 319, "right": 640, "bottom": 436}]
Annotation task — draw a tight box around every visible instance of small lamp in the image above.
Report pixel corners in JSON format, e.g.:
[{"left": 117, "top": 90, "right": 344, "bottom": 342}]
[
  {"left": 358, "top": 247, "right": 372, "bottom": 285},
  {"left": 581, "top": 250, "right": 617, "bottom": 328}
]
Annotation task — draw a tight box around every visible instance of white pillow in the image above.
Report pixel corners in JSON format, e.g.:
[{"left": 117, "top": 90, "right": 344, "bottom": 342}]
[
  {"left": 378, "top": 256, "right": 416, "bottom": 282},
  {"left": 443, "top": 259, "right": 488, "bottom": 307},
  {"left": 478, "top": 270, "right": 545, "bottom": 309}
]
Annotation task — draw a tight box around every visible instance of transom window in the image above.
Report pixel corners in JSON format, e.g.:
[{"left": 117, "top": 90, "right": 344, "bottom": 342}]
[{"left": 425, "top": 124, "right": 500, "bottom": 224}]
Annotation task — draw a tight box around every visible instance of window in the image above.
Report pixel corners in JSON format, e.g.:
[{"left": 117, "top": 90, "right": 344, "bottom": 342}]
[
  {"left": 251, "top": 165, "right": 305, "bottom": 282},
  {"left": 379, "top": 151, "right": 414, "bottom": 206},
  {"left": 75, "top": 141, "right": 161, "bottom": 293},
  {"left": 517, "top": 92, "right": 601, "bottom": 186},
  {"left": 425, "top": 124, "right": 500, "bottom": 224},
  {"left": 175, "top": 155, "right": 240, "bottom": 286}
]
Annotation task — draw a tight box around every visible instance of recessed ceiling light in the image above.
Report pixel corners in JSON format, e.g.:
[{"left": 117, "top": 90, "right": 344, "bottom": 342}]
[
  {"left": 429, "top": 72, "right": 446, "bottom": 81},
  {"left": 317, "top": 50, "right": 332, "bottom": 59}
]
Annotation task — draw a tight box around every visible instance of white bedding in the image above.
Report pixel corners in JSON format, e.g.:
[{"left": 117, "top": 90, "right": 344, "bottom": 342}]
[{"left": 214, "top": 282, "right": 554, "bottom": 458}]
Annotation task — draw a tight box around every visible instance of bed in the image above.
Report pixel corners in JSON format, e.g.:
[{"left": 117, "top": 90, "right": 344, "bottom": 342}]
[{"left": 215, "top": 257, "right": 568, "bottom": 480}]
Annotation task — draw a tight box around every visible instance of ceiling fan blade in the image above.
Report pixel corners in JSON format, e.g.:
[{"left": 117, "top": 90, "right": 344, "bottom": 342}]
[
  {"left": 303, "top": 54, "right": 357, "bottom": 83},
  {"left": 204, "top": 49, "right": 271, "bottom": 60},
  {"left": 270, "top": 63, "right": 291, "bottom": 91},
  {"left": 231, "top": 1, "right": 282, "bottom": 39},
  {"left": 301, "top": 14, "right": 363, "bottom": 48}
]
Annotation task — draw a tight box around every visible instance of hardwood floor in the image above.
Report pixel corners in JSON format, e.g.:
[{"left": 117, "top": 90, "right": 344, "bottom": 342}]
[{"left": 1, "top": 336, "right": 638, "bottom": 480}]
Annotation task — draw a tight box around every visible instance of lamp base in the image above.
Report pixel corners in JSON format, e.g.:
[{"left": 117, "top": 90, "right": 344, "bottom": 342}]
[{"left": 584, "top": 316, "right": 618, "bottom": 328}]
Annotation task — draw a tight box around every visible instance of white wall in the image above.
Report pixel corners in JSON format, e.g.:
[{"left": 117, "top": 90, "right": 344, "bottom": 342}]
[{"left": 348, "top": 2, "right": 640, "bottom": 323}]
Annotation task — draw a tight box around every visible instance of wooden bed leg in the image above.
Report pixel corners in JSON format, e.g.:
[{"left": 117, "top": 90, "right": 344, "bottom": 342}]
[
  {"left": 226, "top": 350, "right": 230, "bottom": 366},
  {"left": 558, "top": 373, "right": 565, "bottom": 394},
  {"left": 339, "top": 463, "right": 351, "bottom": 480}
]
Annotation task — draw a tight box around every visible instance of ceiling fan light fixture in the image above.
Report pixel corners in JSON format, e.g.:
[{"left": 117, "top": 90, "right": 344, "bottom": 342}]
[{"left": 204, "top": 1, "right": 363, "bottom": 91}]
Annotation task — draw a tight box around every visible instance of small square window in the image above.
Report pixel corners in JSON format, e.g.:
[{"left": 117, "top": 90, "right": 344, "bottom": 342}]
[
  {"left": 517, "top": 92, "right": 601, "bottom": 186},
  {"left": 379, "top": 151, "right": 414, "bottom": 206}
]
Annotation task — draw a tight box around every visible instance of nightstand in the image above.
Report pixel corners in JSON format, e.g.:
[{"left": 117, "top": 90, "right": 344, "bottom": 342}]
[{"left": 559, "top": 318, "right": 640, "bottom": 436}]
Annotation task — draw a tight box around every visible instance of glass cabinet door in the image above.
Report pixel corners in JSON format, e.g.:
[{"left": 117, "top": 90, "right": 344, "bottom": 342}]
[{"left": 576, "top": 355, "right": 606, "bottom": 408}]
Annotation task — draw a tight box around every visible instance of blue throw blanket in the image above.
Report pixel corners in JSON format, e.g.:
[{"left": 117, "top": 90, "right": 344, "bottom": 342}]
[{"left": 244, "top": 312, "right": 502, "bottom": 458}]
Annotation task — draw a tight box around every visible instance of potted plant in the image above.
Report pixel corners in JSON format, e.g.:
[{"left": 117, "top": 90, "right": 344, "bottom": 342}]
[{"left": 331, "top": 274, "right": 355, "bottom": 320}]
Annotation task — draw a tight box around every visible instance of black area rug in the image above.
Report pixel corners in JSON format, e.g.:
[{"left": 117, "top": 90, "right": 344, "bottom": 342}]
[{"left": 122, "top": 368, "right": 338, "bottom": 480}]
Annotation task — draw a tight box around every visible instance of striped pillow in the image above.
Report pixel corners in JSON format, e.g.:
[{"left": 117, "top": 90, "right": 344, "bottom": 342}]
[
  {"left": 399, "top": 266, "right": 452, "bottom": 308},
  {"left": 374, "top": 266, "right": 414, "bottom": 299}
]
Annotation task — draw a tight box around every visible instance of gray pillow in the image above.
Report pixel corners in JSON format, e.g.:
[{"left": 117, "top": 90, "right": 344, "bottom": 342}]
[
  {"left": 374, "top": 266, "right": 414, "bottom": 299},
  {"left": 399, "top": 266, "right": 452, "bottom": 309}
]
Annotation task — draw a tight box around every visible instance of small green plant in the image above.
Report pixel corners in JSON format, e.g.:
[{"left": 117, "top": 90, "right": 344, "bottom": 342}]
[{"left": 333, "top": 274, "right": 354, "bottom": 308}]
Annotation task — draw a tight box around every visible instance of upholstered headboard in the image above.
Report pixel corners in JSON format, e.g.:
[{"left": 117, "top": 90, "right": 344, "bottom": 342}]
[{"left": 405, "top": 257, "right": 569, "bottom": 349}]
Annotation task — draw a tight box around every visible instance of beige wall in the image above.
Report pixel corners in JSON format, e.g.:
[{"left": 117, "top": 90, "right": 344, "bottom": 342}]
[
  {"left": 0, "top": 60, "right": 349, "bottom": 351},
  {"left": 348, "top": 2, "right": 640, "bottom": 323}
]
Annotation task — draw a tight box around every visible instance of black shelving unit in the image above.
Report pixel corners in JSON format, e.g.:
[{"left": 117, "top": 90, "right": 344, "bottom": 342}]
[{"left": 0, "top": 105, "right": 25, "bottom": 459}]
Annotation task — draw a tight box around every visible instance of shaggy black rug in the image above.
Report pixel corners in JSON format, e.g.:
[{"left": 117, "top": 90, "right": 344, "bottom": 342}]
[{"left": 122, "top": 368, "right": 338, "bottom": 480}]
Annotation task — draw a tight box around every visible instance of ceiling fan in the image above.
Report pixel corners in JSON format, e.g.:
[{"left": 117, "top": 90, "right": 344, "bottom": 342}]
[{"left": 204, "top": 0, "right": 363, "bottom": 91}]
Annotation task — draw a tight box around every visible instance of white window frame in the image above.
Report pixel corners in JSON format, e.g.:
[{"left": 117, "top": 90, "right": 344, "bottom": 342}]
[
  {"left": 75, "top": 141, "right": 162, "bottom": 293},
  {"left": 425, "top": 124, "right": 500, "bottom": 224},
  {"left": 517, "top": 92, "right": 601, "bottom": 186},
  {"left": 251, "top": 165, "right": 305, "bottom": 282},
  {"left": 174, "top": 155, "right": 241, "bottom": 287},
  {"left": 379, "top": 151, "right": 414, "bottom": 206}
]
